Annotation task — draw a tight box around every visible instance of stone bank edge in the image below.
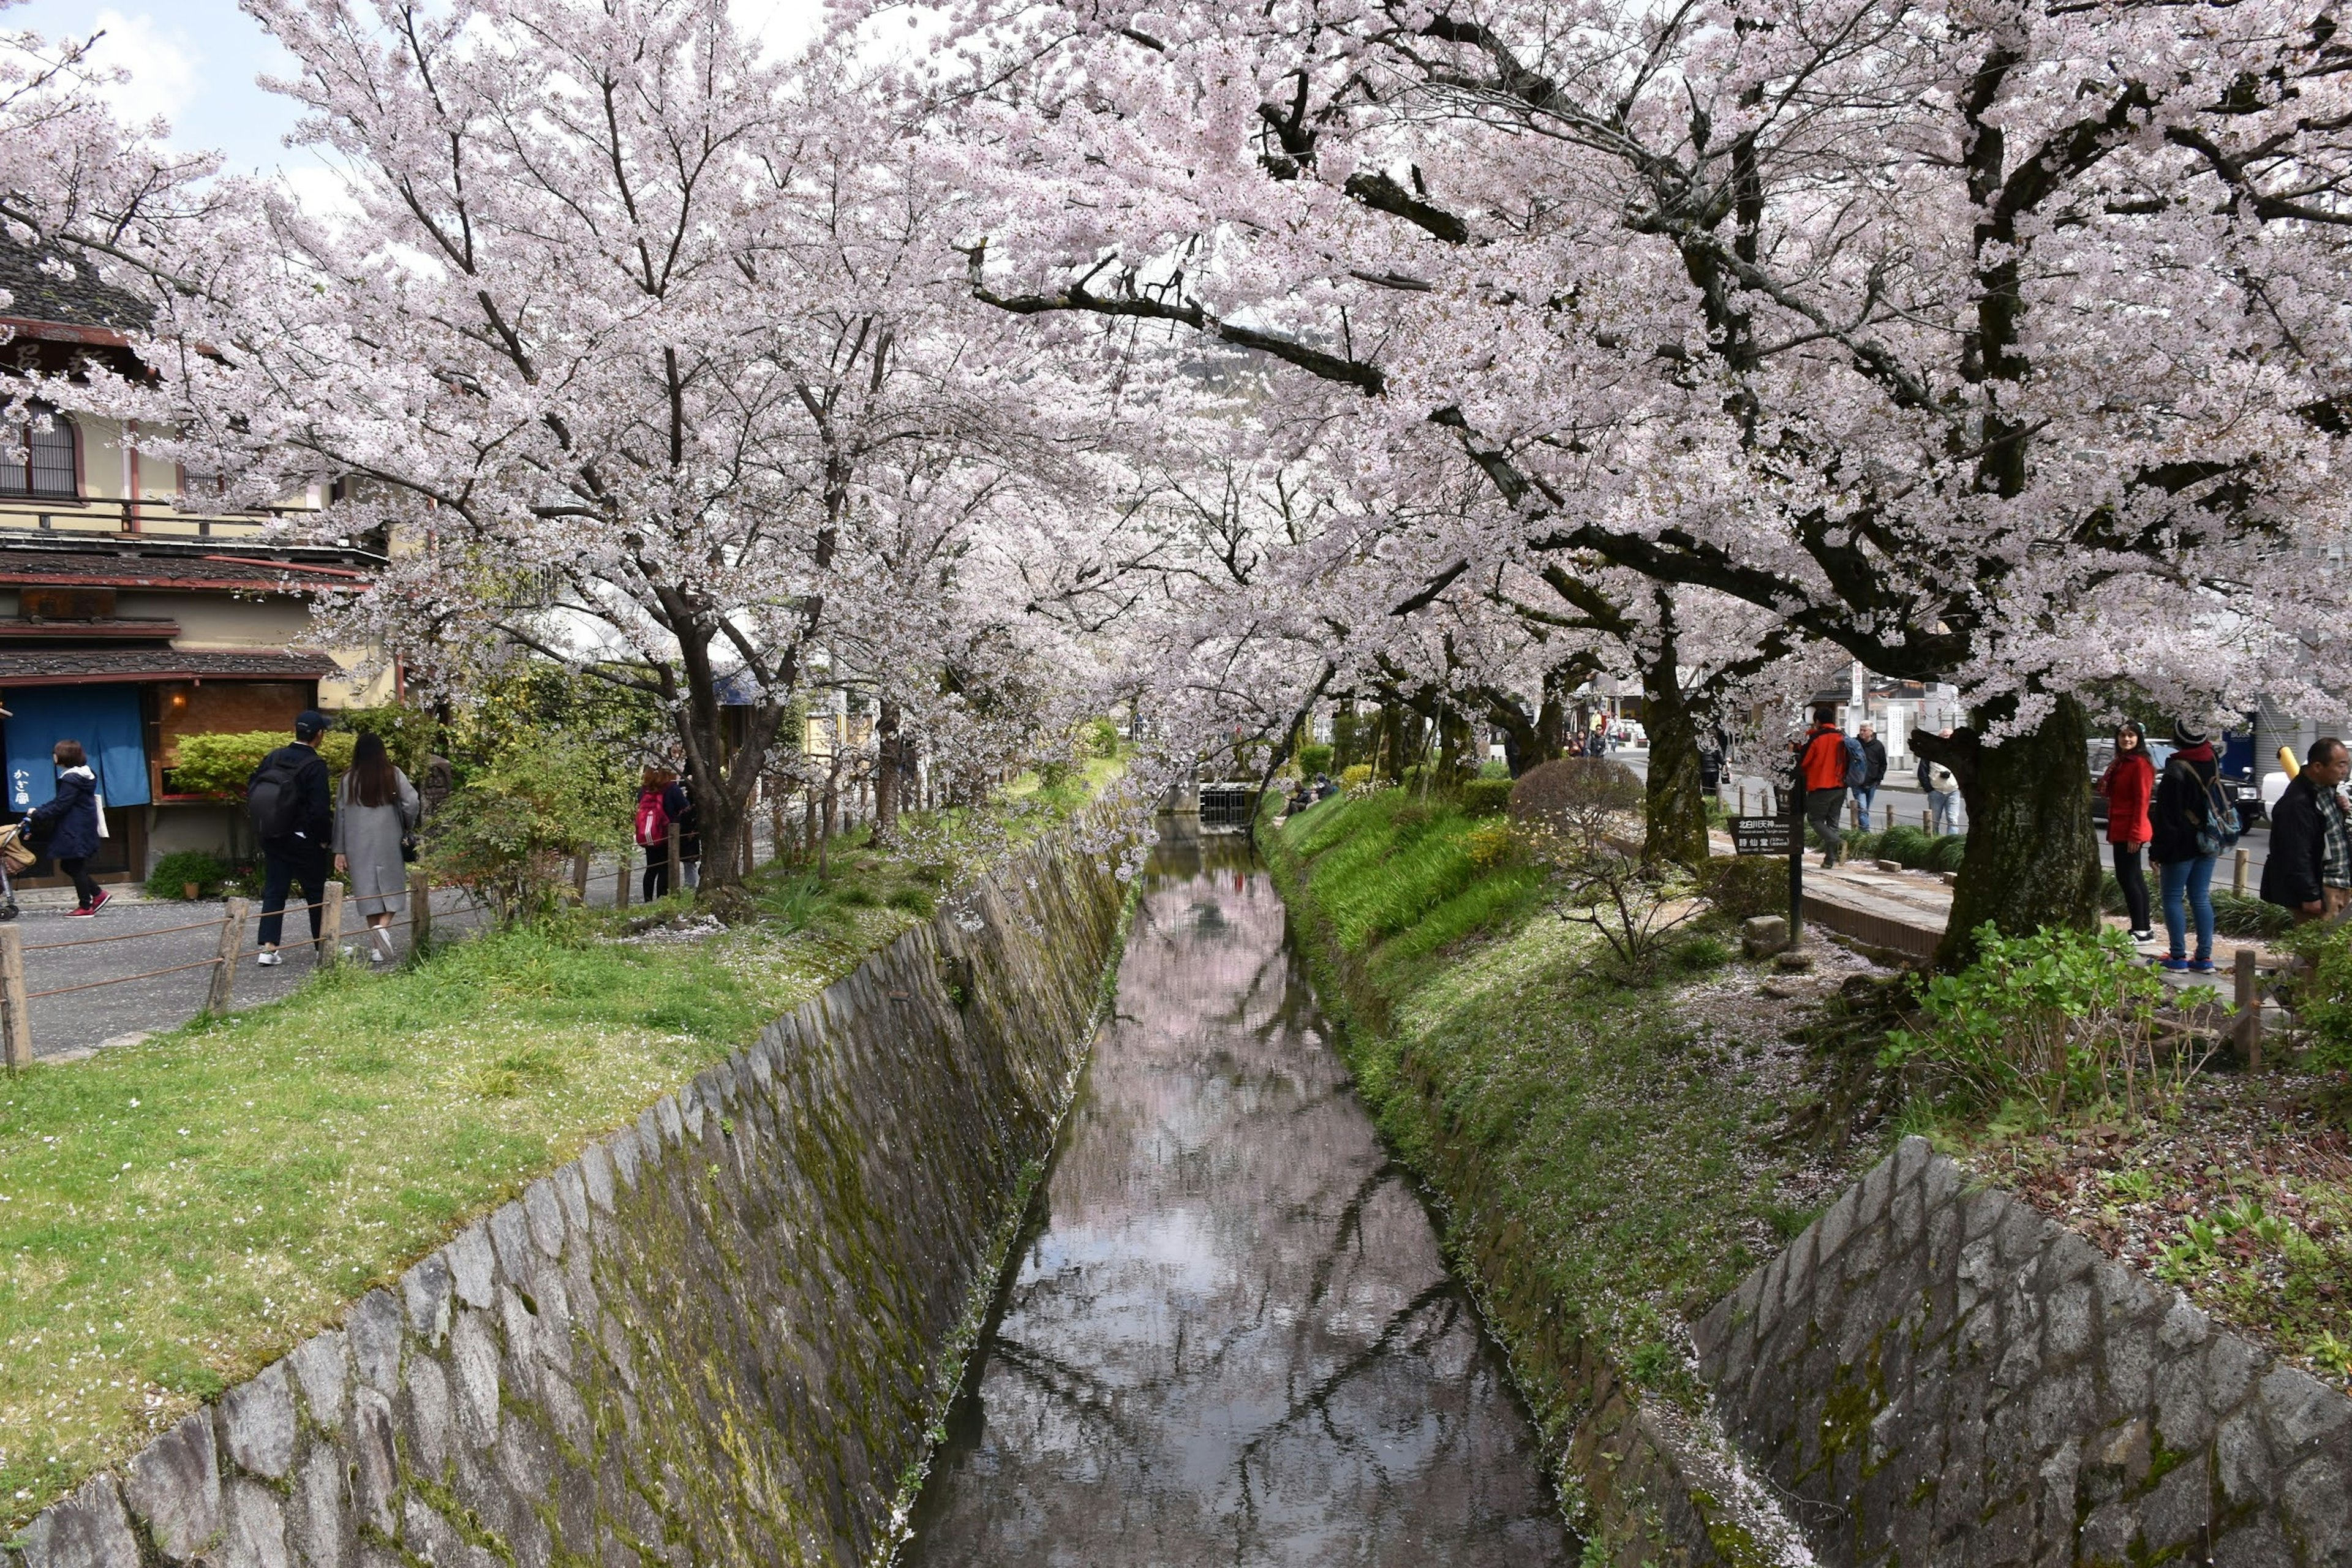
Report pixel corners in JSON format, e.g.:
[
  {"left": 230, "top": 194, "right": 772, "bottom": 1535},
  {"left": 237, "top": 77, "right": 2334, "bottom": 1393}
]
[
  {"left": 9, "top": 838, "right": 1130, "bottom": 1568},
  {"left": 1696, "top": 1136, "right": 2351, "bottom": 1567}
]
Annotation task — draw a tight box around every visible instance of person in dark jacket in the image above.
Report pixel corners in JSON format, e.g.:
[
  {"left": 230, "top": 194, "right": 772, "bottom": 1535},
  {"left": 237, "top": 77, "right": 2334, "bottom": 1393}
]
[
  {"left": 2097, "top": 722, "right": 2157, "bottom": 942},
  {"left": 663, "top": 764, "right": 702, "bottom": 889},
  {"left": 1853, "top": 724, "right": 1889, "bottom": 831},
  {"left": 2150, "top": 720, "right": 2230, "bottom": 972},
  {"left": 2260, "top": 737, "right": 2352, "bottom": 922},
  {"left": 20, "top": 739, "right": 107, "bottom": 914},
  {"left": 254, "top": 710, "right": 336, "bottom": 964}
]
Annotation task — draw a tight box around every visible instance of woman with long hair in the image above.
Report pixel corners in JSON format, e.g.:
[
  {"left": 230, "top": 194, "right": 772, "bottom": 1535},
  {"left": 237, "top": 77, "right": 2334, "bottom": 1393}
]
[
  {"left": 636, "top": 767, "right": 677, "bottom": 899},
  {"left": 333, "top": 731, "right": 420, "bottom": 962},
  {"left": 2098, "top": 721, "right": 2157, "bottom": 942},
  {"left": 21, "top": 739, "right": 105, "bottom": 915}
]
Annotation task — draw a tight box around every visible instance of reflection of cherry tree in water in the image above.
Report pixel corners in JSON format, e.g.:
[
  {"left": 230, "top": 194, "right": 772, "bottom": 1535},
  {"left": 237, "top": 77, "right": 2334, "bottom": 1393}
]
[{"left": 903, "top": 838, "right": 1569, "bottom": 1564}]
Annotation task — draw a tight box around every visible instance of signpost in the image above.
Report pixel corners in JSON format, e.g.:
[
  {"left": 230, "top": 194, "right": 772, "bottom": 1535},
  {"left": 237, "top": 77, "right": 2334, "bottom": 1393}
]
[
  {"left": 1728, "top": 816, "right": 1793, "bottom": 856},
  {"left": 1731, "top": 808, "right": 1806, "bottom": 937}
]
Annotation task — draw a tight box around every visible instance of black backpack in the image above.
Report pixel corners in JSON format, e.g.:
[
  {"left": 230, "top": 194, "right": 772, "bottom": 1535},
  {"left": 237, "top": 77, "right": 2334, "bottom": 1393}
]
[{"left": 247, "top": 751, "right": 309, "bottom": 839}]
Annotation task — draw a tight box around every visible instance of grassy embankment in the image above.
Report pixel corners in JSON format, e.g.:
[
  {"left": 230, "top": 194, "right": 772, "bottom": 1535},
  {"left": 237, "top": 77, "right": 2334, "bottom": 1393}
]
[
  {"left": 0, "top": 755, "right": 1123, "bottom": 1534},
  {"left": 1264, "top": 788, "right": 1883, "bottom": 1551}
]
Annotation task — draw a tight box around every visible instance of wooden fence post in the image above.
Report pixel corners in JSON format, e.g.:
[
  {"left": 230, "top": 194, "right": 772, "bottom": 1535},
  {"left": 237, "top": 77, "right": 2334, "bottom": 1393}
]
[
  {"left": 1921, "top": 808, "right": 1930, "bottom": 832},
  {"left": 666, "top": 822, "right": 682, "bottom": 897},
  {"left": 320, "top": 881, "right": 345, "bottom": 965},
  {"left": 1, "top": 924, "right": 29, "bottom": 1069},
  {"left": 572, "top": 850, "right": 589, "bottom": 903},
  {"left": 206, "top": 899, "right": 248, "bottom": 1014},
  {"left": 2234, "top": 947, "right": 2262, "bottom": 1069},
  {"left": 408, "top": 872, "right": 431, "bottom": 950},
  {"left": 2232, "top": 847, "right": 2250, "bottom": 898},
  {"left": 617, "top": 846, "right": 631, "bottom": 908}
]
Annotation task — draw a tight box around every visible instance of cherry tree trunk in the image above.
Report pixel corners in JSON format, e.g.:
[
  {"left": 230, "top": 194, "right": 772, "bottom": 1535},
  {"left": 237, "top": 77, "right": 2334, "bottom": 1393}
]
[
  {"left": 1640, "top": 670, "right": 1711, "bottom": 870},
  {"left": 1921, "top": 695, "right": 2101, "bottom": 970}
]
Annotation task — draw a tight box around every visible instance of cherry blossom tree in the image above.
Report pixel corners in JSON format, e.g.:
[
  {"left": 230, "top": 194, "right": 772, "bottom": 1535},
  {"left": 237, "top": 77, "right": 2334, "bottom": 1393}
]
[{"left": 919, "top": 0, "right": 2352, "bottom": 959}]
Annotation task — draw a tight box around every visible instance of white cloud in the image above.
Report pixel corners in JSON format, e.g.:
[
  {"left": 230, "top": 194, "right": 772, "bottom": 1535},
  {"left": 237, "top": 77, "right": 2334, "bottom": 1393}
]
[{"left": 80, "top": 9, "right": 202, "bottom": 134}]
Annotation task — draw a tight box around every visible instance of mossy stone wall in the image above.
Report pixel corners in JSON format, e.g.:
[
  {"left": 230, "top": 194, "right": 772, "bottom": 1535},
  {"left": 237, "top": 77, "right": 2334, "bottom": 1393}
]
[{"left": 9, "top": 842, "right": 1126, "bottom": 1568}]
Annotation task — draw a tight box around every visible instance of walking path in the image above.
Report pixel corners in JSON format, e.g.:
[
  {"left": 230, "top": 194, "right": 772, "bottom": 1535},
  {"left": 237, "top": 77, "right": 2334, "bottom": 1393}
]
[{"left": 12, "top": 834, "right": 777, "bottom": 1062}]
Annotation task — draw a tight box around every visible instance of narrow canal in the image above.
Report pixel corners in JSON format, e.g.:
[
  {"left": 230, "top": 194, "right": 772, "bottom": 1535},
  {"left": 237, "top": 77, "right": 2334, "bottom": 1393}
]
[{"left": 902, "top": 827, "right": 1573, "bottom": 1565}]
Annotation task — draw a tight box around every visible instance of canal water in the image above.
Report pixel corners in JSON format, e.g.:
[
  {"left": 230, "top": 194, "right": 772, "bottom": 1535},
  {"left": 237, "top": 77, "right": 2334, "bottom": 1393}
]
[{"left": 900, "top": 827, "right": 1572, "bottom": 1566}]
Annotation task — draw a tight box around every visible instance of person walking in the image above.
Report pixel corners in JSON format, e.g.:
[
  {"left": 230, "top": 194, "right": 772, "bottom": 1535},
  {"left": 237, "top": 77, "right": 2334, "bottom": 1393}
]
[
  {"left": 1853, "top": 724, "right": 1888, "bottom": 832},
  {"left": 2260, "top": 736, "right": 2352, "bottom": 922},
  {"left": 19, "top": 739, "right": 107, "bottom": 915},
  {"left": 2098, "top": 722, "right": 2157, "bottom": 942},
  {"left": 2150, "top": 720, "right": 2233, "bottom": 973},
  {"left": 250, "top": 710, "right": 335, "bottom": 965},
  {"left": 1796, "top": 705, "right": 1852, "bottom": 868},
  {"left": 636, "top": 769, "right": 676, "bottom": 900},
  {"left": 1918, "top": 730, "right": 1961, "bottom": 835},
  {"left": 333, "top": 731, "right": 420, "bottom": 964},
  {"left": 663, "top": 764, "right": 702, "bottom": 889}
]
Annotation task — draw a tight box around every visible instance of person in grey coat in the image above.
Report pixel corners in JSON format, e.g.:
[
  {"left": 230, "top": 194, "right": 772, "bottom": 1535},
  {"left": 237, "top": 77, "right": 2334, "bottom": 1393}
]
[{"left": 333, "top": 731, "right": 419, "bottom": 963}]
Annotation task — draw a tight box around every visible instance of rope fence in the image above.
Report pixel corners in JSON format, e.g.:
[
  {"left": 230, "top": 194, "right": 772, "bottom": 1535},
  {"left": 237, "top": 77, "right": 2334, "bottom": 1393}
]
[{"left": 0, "top": 817, "right": 807, "bottom": 1071}]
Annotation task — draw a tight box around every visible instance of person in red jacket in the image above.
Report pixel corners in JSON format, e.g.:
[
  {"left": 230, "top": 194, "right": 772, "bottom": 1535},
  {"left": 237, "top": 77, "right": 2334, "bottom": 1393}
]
[
  {"left": 1796, "top": 705, "right": 1852, "bottom": 867},
  {"left": 2098, "top": 722, "right": 2156, "bottom": 942}
]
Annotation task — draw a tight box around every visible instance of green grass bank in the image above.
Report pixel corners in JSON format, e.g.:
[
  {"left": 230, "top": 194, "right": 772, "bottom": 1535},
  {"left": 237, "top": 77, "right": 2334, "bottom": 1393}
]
[
  {"left": 1, "top": 757, "right": 1124, "bottom": 1535},
  {"left": 1262, "top": 790, "right": 1883, "bottom": 1562}
]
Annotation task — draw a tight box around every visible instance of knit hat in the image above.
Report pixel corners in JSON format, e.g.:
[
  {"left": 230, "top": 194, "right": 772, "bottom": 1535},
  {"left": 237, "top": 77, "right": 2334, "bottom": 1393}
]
[{"left": 2171, "top": 718, "right": 2209, "bottom": 747}]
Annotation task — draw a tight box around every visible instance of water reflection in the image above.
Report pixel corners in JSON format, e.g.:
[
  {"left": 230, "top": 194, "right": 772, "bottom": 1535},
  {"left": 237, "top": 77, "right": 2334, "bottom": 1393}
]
[{"left": 900, "top": 824, "right": 1572, "bottom": 1566}]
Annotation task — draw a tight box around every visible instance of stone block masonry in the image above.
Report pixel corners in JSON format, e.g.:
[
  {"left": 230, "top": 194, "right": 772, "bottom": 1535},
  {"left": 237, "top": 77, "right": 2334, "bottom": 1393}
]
[
  {"left": 9, "top": 842, "right": 1127, "bottom": 1568},
  {"left": 1695, "top": 1136, "right": 2351, "bottom": 1566}
]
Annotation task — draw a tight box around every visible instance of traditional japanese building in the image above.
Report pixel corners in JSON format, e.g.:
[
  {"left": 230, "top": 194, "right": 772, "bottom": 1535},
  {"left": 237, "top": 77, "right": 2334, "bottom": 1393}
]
[{"left": 1, "top": 244, "right": 391, "bottom": 884}]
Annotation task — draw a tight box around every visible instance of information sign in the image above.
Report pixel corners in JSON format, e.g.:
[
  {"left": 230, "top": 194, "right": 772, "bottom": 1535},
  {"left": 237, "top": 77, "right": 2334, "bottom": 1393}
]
[{"left": 1730, "top": 815, "right": 1793, "bottom": 857}]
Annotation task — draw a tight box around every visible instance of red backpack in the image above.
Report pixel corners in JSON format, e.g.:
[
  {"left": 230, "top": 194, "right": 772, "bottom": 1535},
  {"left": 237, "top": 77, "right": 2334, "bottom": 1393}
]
[{"left": 635, "top": 790, "right": 669, "bottom": 848}]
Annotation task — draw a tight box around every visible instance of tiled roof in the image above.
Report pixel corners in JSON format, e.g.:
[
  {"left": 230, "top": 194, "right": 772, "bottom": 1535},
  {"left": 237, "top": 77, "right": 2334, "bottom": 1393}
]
[
  {"left": 0, "top": 648, "right": 339, "bottom": 684},
  {"left": 0, "top": 540, "right": 375, "bottom": 592},
  {"left": 0, "top": 240, "right": 153, "bottom": 334}
]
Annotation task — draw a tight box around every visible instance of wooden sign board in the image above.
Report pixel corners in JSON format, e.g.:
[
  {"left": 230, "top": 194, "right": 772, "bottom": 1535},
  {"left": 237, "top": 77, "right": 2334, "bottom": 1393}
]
[{"left": 1730, "top": 815, "right": 1793, "bottom": 857}]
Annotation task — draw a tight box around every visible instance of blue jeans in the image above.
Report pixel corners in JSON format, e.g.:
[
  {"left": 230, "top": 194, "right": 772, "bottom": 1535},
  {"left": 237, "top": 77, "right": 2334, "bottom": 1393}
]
[
  {"left": 1852, "top": 785, "right": 1879, "bottom": 832},
  {"left": 2159, "top": 855, "right": 2217, "bottom": 963}
]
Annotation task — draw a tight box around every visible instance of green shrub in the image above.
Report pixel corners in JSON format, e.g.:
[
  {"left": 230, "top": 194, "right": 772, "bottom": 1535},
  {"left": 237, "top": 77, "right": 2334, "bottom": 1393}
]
[
  {"left": 2282, "top": 924, "right": 2352, "bottom": 1073},
  {"left": 1883, "top": 923, "right": 2190, "bottom": 1118},
  {"left": 1477, "top": 758, "right": 1512, "bottom": 780},
  {"left": 886, "top": 884, "right": 935, "bottom": 917},
  {"left": 1928, "top": 834, "right": 1968, "bottom": 873},
  {"left": 1460, "top": 778, "right": 1514, "bottom": 818},
  {"left": 1878, "top": 824, "right": 1936, "bottom": 868},
  {"left": 170, "top": 730, "right": 355, "bottom": 799},
  {"left": 423, "top": 738, "right": 631, "bottom": 925},
  {"left": 1298, "top": 744, "right": 1334, "bottom": 776},
  {"left": 2213, "top": 891, "right": 2294, "bottom": 939},
  {"left": 1341, "top": 764, "right": 1376, "bottom": 793},
  {"left": 1702, "top": 855, "right": 1786, "bottom": 921},
  {"left": 145, "top": 850, "right": 227, "bottom": 900},
  {"left": 335, "top": 704, "right": 441, "bottom": 775}
]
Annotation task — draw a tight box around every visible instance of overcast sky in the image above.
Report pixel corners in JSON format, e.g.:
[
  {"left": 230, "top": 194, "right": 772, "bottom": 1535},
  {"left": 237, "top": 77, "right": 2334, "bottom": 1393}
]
[{"left": 8, "top": 1, "right": 831, "bottom": 183}]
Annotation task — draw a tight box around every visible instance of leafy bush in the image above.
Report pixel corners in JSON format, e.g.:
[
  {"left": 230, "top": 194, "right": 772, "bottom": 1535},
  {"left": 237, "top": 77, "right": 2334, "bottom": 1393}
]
[
  {"left": 336, "top": 705, "right": 441, "bottom": 774},
  {"left": 423, "top": 739, "right": 631, "bottom": 925},
  {"left": 1702, "top": 855, "right": 1786, "bottom": 921},
  {"left": 2214, "top": 891, "right": 2294, "bottom": 938},
  {"left": 1878, "top": 824, "right": 1935, "bottom": 866},
  {"left": 170, "top": 730, "right": 356, "bottom": 799},
  {"left": 1461, "top": 778, "right": 1514, "bottom": 818},
  {"left": 1928, "top": 834, "right": 1968, "bottom": 873},
  {"left": 1298, "top": 744, "right": 1334, "bottom": 776},
  {"left": 1341, "top": 764, "right": 1376, "bottom": 794},
  {"left": 145, "top": 850, "right": 227, "bottom": 900},
  {"left": 2280, "top": 924, "right": 2352, "bottom": 1074},
  {"left": 1086, "top": 717, "right": 1121, "bottom": 758},
  {"left": 1477, "top": 758, "right": 1512, "bottom": 780},
  {"left": 1464, "top": 820, "right": 1516, "bottom": 868},
  {"left": 1882, "top": 923, "right": 2201, "bottom": 1118}
]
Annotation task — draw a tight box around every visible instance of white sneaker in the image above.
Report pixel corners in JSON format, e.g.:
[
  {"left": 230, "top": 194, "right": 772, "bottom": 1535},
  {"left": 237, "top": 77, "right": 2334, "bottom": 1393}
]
[{"left": 256, "top": 949, "right": 282, "bottom": 967}]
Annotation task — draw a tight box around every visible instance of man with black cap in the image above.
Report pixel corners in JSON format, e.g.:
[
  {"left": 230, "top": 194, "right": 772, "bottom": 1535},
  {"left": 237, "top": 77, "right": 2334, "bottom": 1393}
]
[{"left": 249, "top": 710, "right": 336, "bottom": 965}]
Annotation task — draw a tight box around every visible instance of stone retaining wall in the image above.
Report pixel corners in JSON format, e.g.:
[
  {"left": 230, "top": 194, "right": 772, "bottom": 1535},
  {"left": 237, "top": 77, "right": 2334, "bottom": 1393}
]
[
  {"left": 1695, "top": 1136, "right": 2351, "bottom": 1566},
  {"left": 10, "top": 843, "right": 1128, "bottom": 1568}
]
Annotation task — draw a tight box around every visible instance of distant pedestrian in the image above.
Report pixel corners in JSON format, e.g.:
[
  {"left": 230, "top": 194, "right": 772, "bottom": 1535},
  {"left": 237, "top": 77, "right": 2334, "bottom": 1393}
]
[
  {"left": 333, "top": 732, "right": 419, "bottom": 964},
  {"left": 1853, "top": 724, "right": 1888, "bottom": 832},
  {"left": 636, "top": 768, "right": 676, "bottom": 900},
  {"left": 1918, "top": 731, "right": 1960, "bottom": 835},
  {"left": 1796, "top": 704, "right": 1852, "bottom": 868},
  {"left": 249, "top": 710, "right": 335, "bottom": 964},
  {"left": 663, "top": 764, "right": 702, "bottom": 889},
  {"left": 2098, "top": 722, "right": 2156, "bottom": 942},
  {"left": 2260, "top": 736, "right": 2351, "bottom": 923},
  {"left": 20, "top": 739, "right": 106, "bottom": 915},
  {"left": 2150, "top": 720, "right": 2234, "bottom": 973}
]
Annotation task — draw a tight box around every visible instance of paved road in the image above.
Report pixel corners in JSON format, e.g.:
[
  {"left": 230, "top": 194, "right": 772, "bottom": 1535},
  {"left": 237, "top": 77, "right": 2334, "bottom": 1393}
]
[{"left": 9, "top": 841, "right": 751, "bottom": 1061}]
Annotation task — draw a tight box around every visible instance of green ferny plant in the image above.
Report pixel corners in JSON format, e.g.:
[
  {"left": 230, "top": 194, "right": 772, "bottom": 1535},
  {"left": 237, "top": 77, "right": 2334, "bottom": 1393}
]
[{"left": 1882, "top": 924, "right": 2201, "bottom": 1120}]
